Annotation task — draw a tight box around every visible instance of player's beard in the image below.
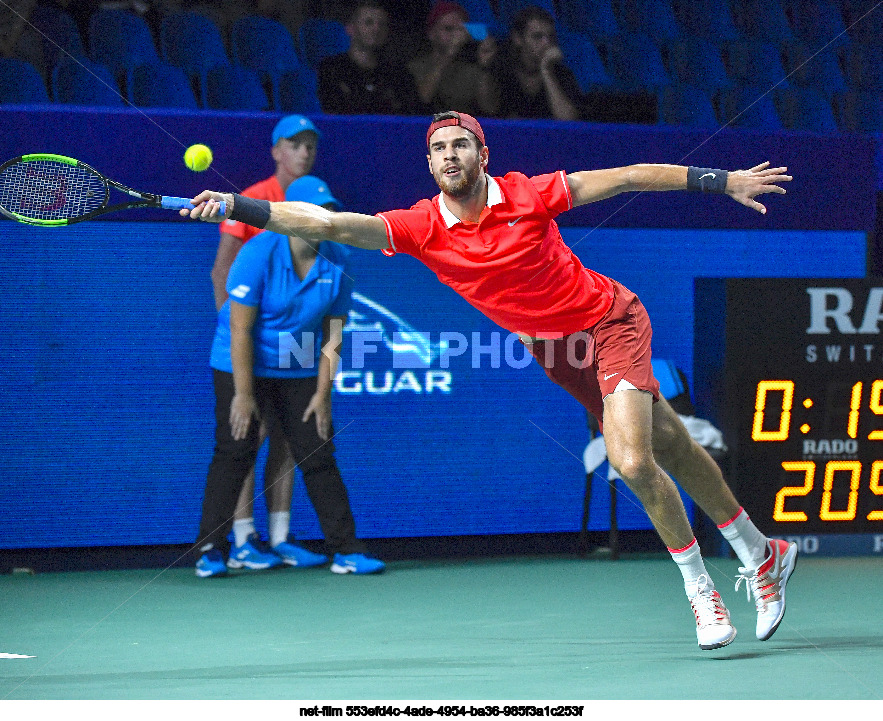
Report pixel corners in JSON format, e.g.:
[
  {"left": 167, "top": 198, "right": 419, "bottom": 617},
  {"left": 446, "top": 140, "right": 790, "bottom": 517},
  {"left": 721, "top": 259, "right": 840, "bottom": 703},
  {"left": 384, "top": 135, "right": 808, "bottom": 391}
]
[{"left": 433, "top": 160, "right": 482, "bottom": 198}]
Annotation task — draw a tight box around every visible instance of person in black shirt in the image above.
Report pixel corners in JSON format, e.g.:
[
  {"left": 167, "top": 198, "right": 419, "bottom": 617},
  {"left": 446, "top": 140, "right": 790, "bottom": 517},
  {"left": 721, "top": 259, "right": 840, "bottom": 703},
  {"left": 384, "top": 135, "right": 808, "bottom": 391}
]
[
  {"left": 497, "top": 6, "right": 582, "bottom": 121},
  {"left": 317, "top": 0, "right": 420, "bottom": 116}
]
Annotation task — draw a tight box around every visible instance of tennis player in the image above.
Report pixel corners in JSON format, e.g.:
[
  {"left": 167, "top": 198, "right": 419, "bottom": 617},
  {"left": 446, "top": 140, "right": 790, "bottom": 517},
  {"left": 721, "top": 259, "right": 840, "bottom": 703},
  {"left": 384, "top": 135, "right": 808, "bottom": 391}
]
[{"left": 184, "top": 111, "right": 797, "bottom": 649}]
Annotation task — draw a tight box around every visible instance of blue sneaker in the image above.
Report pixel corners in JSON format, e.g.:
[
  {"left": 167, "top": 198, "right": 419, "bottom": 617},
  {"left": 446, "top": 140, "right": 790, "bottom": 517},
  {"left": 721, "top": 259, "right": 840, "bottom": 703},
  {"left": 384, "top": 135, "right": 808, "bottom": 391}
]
[
  {"left": 196, "top": 549, "right": 227, "bottom": 578},
  {"left": 226, "top": 534, "right": 284, "bottom": 570},
  {"left": 330, "top": 553, "right": 385, "bottom": 575},
  {"left": 273, "top": 537, "right": 328, "bottom": 568}
]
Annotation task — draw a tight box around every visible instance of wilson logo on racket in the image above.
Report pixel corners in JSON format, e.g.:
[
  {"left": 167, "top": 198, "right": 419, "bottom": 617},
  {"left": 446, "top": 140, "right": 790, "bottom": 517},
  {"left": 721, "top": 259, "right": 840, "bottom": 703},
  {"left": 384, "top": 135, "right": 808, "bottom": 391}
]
[{"left": 0, "top": 153, "right": 224, "bottom": 226}]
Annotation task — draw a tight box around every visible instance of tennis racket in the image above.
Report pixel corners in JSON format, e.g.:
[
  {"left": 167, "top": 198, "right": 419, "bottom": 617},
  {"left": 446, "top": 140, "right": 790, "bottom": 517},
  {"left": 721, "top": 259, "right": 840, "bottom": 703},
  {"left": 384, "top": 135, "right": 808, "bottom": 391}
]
[{"left": 0, "top": 153, "right": 224, "bottom": 226}]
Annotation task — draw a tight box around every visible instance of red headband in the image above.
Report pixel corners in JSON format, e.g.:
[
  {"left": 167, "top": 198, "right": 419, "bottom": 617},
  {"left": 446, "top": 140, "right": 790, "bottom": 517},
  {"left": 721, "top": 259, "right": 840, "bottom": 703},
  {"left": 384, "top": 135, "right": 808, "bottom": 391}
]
[{"left": 426, "top": 112, "right": 486, "bottom": 149}]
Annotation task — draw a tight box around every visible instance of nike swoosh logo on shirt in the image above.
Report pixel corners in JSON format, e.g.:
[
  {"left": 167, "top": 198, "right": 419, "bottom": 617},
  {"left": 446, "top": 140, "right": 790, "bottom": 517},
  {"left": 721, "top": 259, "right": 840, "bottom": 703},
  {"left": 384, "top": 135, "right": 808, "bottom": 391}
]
[
  {"left": 508, "top": 216, "right": 523, "bottom": 226},
  {"left": 604, "top": 372, "right": 619, "bottom": 380}
]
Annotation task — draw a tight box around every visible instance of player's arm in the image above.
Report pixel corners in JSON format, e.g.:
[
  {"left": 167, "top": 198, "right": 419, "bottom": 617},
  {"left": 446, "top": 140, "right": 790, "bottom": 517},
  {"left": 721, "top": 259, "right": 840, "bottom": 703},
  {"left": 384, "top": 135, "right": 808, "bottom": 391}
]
[
  {"left": 567, "top": 162, "right": 791, "bottom": 214},
  {"left": 184, "top": 193, "right": 390, "bottom": 251},
  {"left": 211, "top": 233, "right": 242, "bottom": 311},
  {"left": 269, "top": 203, "right": 390, "bottom": 250},
  {"left": 228, "top": 300, "right": 260, "bottom": 441}
]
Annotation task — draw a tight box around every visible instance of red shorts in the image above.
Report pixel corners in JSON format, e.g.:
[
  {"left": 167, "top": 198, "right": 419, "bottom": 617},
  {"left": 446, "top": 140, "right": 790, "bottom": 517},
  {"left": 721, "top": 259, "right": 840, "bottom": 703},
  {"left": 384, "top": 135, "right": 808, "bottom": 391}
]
[{"left": 526, "top": 281, "right": 660, "bottom": 429}]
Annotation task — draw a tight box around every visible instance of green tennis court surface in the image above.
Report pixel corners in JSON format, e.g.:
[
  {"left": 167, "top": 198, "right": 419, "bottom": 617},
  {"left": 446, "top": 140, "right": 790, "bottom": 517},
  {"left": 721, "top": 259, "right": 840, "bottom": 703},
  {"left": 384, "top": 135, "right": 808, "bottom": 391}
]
[{"left": 1, "top": 555, "right": 880, "bottom": 700}]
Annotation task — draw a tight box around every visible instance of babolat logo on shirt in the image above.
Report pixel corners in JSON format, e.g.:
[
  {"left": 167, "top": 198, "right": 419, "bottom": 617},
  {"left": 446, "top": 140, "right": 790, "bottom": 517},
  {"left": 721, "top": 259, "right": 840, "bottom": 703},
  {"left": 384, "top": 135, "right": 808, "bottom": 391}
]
[{"left": 230, "top": 284, "right": 250, "bottom": 299}]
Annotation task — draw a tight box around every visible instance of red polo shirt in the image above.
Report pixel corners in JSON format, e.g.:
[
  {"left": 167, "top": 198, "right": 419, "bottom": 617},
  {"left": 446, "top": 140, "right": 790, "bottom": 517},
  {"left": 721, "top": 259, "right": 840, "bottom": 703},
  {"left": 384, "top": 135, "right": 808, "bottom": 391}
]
[
  {"left": 219, "top": 176, "right": 285, "bottom": 244},
  {"left": 377, "top": 171, "right": 614, "bottom": 338}
]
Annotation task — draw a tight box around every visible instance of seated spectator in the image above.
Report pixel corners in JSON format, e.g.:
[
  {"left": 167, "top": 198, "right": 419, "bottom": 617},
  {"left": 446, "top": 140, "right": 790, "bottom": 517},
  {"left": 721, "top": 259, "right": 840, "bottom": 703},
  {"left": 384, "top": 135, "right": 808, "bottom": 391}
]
[
  {"left": 407, "top": 1, "right": 499, "bottom": 117},
  {"left": 497, "top": 6, "right": 582, "bottom": 121},
  {"left": 1, "top": 1, "right": 41, "bottom": 74},
  {"left": 317, "top": 0, "right": 421, "bottom": 116}
]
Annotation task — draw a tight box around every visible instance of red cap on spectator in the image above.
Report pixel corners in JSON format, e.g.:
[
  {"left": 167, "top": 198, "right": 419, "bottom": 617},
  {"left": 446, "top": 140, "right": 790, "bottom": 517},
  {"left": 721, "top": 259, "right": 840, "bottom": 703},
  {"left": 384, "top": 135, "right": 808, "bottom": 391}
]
[
  {"left": 426, "top": 111, "right": 486, "bottom": 148},
  {"left": 426, "top": 1, "right": 468, "bottom": 29}
]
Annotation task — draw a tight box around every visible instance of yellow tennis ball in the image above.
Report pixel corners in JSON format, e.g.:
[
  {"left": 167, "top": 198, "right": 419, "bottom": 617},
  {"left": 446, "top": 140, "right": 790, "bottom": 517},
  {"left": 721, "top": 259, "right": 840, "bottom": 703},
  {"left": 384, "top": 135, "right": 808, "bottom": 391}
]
[{"left": 184, "top": 144, "right": 213, "bottom": 172}]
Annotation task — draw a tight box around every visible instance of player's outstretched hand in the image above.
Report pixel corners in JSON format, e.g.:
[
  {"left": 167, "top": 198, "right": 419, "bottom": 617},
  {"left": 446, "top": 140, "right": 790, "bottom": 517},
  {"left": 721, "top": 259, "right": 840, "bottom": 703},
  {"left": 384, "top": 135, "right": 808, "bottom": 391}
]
[
  {"left": 726, "top": 162, "right": 791, "bottom": 214},
  {"left": 180, "top": 190, "right": 233, "bottom": 223}
]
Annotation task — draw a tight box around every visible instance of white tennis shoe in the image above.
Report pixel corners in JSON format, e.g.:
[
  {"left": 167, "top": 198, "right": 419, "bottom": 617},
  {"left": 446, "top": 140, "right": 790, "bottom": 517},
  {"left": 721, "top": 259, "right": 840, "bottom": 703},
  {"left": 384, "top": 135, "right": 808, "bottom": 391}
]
[
  {"left": 690, "top": 575, "right": 737, "bottom": 650},
  {"left": 736, "top": 538, "right": 798, "bottom": 641}
]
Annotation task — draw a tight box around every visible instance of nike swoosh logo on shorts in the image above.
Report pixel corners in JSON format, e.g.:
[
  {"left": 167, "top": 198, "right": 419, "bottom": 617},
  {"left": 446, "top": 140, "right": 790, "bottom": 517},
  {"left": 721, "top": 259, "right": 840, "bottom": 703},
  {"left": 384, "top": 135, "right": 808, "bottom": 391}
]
[
  {"left": 604, "top": 372, "right": 619, "bottom": 380},
  {"left": 508, "top": 216, "right": 523, "bottom": 226}
]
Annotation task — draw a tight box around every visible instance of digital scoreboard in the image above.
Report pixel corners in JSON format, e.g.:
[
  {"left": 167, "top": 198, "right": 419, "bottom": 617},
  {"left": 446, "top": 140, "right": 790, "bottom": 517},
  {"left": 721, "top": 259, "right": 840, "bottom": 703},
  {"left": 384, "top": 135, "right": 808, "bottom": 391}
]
[{"left": 705, "top": 278, "right": 883, "bottom": 553}]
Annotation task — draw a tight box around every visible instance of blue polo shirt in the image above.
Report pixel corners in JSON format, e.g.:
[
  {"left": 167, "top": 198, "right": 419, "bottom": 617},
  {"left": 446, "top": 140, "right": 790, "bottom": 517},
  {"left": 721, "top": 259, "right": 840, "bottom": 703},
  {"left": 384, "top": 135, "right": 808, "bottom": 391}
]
[{"left": 210, "top": 231, "right": 353, "bottom": 378}]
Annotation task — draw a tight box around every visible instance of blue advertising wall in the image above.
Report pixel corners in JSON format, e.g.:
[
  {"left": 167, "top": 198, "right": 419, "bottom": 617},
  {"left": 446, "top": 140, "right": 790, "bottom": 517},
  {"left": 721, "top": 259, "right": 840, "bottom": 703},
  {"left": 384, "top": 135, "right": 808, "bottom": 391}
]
[
  {"left": 0, "top": 107, "right": 874, "bottom": 548},
  {"left": 0, "top": 221, "right": 865, "bottom": 548}
]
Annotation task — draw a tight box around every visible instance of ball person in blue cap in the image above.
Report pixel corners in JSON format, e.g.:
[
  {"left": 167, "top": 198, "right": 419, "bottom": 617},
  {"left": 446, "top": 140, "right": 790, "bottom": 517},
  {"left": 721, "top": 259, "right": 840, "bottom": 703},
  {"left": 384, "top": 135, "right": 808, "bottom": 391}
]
[
  {"left": 196, "top": 175, "right": 385, "bottom": 577},
  {"left": 211, "top": 115, "right": 331, "bottom": 571}
]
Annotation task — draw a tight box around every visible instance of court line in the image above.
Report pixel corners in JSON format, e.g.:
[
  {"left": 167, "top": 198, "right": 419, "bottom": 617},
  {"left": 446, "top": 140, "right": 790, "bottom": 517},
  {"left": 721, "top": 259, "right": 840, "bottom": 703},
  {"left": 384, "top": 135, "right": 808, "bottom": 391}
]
[
  {"left": 4, "top": 0, "right": 882, "bottom": 699},
  {"left": 528, "top": 417, "right": 881, "bottom": 698},
  {"left": 0, "top": 419, "right": 354, "bottom": 699}
]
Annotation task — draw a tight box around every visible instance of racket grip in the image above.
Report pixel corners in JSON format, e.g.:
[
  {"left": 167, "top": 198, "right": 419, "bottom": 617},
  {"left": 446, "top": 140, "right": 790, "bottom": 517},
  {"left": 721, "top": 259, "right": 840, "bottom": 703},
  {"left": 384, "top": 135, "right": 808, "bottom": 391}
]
[{"left": 161, "top": 196, "right": 226, "bottom": 214}]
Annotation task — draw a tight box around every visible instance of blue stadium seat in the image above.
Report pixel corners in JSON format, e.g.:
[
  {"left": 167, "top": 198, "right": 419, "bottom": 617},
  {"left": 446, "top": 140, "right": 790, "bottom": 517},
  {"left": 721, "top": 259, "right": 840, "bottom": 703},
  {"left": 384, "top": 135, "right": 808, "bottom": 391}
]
[
  {"left": 782, "top": 44, "right": 847, "bottom": 97},
  {"left": 455, "top": 0, "right": 498, "bottom": 25},
  {"left": 454, "top": 0, "right": 507, "bottom": 37},
  {"left": 652, "top": 358, "right": 689, "bottom": 402},
  {"left": 88, "top": 9, "right": 161, "bottom": 76},
  {"left": 51, "top": 57, "right": 124, "bottom": 107},
  {"left": 784, "top": 0, "right": 849, "bottom": 48},
  {"left": 29, "top": 3, "right": 86, "bottom": 70},
  {"left": 716, "top": 85, "right": 785, "bottom": 128},
  {"left": 160, "top": 12, "right": 230, "bottom": 107},
  {"left": 723, "top": 40, "right": 790, "bottom": 88},
  {"left": 130, "top": 62, "right": 198, "bottom": 109},
  {"left": 835, "top": 90, "right": 883, "bottom": 132},
  {"left": 774, "top": 87, "right": 839, "bottom": 131},
  {"left": 557, "top": 29, "right": 617, "bottom": 91},
  {"left": 297, "top": 18, "right": 350, "bottom": 70},
  {"left": 842, "top": 0, "right": 883, "bottom": 45},
  {"left": 672, "top": 0, "right": 743, "bottom": 40},
  {"left": 614, "top": 0, "right": 684, "bottom": 42},
  {"left": 657, "top": 84, "right": 719, "bottom": 127},
  {"left": 232, "top": 15, "right": 307, "bottom": 110},
  {"left": 0, "top": 58, "right": 51, "bottom": 104},
  {"left": 205, "top": 64, "right": 269, "bottom": 111},
  {"left": 663, "top": 38, "right": 732, "bottom": 92},
  {"left": 232, "top": 16, "right": 301, "bottom": 74},
  {"left": 278, "top": 66, "right": 322, "bottom": 114},
  {"left": 843, "top": 44, "right": 883, "bottom": 90},
  {"left": 600, "top": 33, "right": 672, "bottom": 91},
  {"left": 732, "top": 0, "right": 794, "bottom": 42},
  {"left": 559, "top": 0, "right": 621, "bottom": 40}
]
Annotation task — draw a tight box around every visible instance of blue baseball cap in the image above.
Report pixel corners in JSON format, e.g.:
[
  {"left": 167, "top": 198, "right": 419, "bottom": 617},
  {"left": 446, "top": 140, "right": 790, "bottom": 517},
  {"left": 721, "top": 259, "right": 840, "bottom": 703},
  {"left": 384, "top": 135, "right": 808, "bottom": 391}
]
[
  {"left": 272, "top": 115, "right": 320, "bottom": 145},
  {"left": 285, "top": 175, "right": 341, "bottom": 209}
]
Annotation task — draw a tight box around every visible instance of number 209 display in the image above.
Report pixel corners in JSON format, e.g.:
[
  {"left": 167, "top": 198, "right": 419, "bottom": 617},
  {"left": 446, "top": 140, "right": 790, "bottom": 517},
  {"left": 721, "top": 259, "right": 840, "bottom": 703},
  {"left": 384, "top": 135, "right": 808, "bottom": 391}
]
[{"left": 712, "top": 279, "right": 883, "bottom": 535}]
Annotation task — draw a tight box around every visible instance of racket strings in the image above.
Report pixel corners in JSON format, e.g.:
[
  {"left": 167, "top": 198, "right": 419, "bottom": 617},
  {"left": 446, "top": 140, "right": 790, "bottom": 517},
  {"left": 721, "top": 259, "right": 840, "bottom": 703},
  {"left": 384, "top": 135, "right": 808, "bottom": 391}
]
[{"left": 0, "top": 160, "right": 106, "bottom": 221}]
